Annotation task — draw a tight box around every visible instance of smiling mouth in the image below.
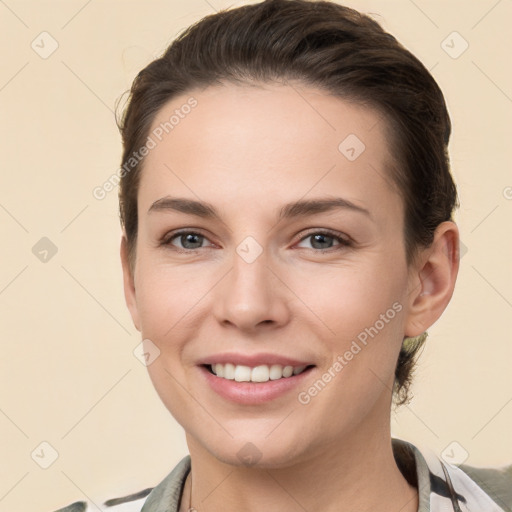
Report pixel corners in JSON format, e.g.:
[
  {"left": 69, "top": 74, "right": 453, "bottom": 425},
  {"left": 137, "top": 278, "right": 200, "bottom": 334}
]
[{"left": 204, "top": 363, "right": 315, "bottom": 383}]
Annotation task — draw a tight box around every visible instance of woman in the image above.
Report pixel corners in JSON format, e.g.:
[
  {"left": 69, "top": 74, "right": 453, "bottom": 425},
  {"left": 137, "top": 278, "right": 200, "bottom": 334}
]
[{"left": 55, "top": 0, "right": 511, "bottom": 511}]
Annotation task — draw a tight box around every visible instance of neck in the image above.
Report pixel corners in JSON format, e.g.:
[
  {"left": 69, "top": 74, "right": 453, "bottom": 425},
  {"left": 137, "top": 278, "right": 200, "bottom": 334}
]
[{"left": 180, "top": 418, "right": 418, "bottom": 512}]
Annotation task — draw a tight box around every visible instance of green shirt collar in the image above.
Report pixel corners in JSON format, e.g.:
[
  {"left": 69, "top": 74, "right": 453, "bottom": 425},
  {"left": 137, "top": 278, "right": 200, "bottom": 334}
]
[{"left": 140, "top": 439, "right": 432, "bottom": 511}]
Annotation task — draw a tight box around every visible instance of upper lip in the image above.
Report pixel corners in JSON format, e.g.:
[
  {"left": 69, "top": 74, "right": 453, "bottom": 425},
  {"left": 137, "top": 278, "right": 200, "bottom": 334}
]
[{"left": 200, "top": 352, "right": 315, "bottom": 367}]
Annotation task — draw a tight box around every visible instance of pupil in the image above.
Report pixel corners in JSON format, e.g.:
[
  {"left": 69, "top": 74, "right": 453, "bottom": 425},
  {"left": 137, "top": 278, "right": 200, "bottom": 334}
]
[
  {"left": 312, "top": 234, "right": 332, "bottom": 249},
  {"left": 182, "top": 233, "right": 202, "bottom": 249}
]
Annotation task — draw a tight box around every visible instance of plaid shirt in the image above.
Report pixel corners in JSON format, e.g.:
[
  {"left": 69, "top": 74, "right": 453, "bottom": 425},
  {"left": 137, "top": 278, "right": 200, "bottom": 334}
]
[{"left": 54, "top": 438, "right": 512, "bottom": 512}]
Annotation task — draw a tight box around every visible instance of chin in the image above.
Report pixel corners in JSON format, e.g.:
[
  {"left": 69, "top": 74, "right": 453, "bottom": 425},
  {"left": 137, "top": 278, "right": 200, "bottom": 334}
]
[{"left": 198, "top": 430, "right": 308, "bottom": 470}]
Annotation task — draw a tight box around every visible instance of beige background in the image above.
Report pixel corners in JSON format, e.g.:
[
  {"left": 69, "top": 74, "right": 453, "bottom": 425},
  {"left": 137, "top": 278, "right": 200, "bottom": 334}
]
[{"left": 0, "top": 0, "right": 511, "bottom": 510}]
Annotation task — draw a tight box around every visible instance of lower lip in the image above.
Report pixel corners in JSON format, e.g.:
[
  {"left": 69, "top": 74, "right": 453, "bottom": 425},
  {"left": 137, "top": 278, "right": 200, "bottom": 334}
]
[{"left": 199, "top": 365, "right": 315, "bottom": 405}]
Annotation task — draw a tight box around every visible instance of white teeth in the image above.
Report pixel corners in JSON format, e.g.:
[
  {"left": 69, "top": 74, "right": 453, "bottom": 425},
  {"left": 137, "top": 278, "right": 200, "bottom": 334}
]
[
  {"left": 234, "top": 365, "right": 251, "bottom": 382},
  {"left": 282, "top": 365, "right": 293, "bottom": 378},
  {"left": 214, "top": 363, "right": 224, "bottom": 378},
  {"left": 210, "top": 363, "right": 308, "bottom": 382},
  {"left": 223, "top": 363, "right": 235, "bottom": 380},
  {"left": 269, "top": 364, "right": 283, "bottom": 380},
  {"left": 251, "top": 365, "right": 270, "bottom": 382}
]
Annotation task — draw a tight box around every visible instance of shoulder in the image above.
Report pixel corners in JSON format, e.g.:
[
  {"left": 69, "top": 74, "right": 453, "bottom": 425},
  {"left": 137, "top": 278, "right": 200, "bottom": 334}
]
[
  {"left": 458, "top": 462, "right": 512, "bottom": 512},
  {"left": 393, "top": 438, "right": 512, "bottom": 512},
  {"left": 52, "top": 455, "right": 191, "bottom": 512},
  {"left": 52, "top": 487, "right": 153, "bottom": 512}
]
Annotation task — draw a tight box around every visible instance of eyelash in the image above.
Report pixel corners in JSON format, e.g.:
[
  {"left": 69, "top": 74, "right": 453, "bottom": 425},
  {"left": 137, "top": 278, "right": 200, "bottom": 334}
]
[{"left": 159, "top": 229, "right": 352, "bottom": 254}]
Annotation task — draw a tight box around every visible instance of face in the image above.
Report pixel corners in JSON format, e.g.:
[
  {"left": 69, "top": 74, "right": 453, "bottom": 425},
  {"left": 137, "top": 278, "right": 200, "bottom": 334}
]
[{"left": 122, "top": 82, "right": 420, "bottom": 467}]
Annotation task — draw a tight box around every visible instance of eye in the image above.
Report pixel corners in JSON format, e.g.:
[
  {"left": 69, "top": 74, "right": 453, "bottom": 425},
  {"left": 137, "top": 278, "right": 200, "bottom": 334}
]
[
  {"left": 296, "top": 230, "right": 351, "bottom": 251},
  {"left": 161, "top": 230, "right": 214, "bottom": 252},
  {"left": 160, "top": 229, "right": 351, "bottom": 253}
]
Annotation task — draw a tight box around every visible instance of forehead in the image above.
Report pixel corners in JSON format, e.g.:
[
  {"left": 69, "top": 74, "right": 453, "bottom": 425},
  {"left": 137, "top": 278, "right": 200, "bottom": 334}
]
[{"left": 138, "top": 82, "right": 400, "bottom": 221}]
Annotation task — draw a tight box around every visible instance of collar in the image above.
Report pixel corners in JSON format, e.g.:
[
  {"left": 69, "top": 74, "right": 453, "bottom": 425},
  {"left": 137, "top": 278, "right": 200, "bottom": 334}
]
[{"left": 140, "top": 439, "right": 505, "bottom": 512}]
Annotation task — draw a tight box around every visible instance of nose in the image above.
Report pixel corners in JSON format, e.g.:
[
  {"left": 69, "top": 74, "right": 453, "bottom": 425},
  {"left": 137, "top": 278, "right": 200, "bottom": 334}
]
[{"left": 212, "top": 248, "right": 291, "bottom": 333}]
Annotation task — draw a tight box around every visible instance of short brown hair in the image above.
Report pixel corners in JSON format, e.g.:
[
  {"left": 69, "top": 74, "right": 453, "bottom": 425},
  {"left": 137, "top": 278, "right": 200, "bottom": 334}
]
[{"left": 117, "top": 0, "right": 458, "bottom": 405}]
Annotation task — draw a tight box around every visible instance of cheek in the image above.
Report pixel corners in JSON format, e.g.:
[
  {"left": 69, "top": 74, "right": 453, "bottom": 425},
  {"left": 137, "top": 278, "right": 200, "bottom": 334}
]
[
  {"left": 134, "top": 260, "right": 207, "bottom": 423},
  {"left": 291, "top": 267, "right": 407, "bottom": 436},
  {"left": 144, "top": 355, "right": 195, "bottom": 434},
  {"left": 289, "top": 256, "right": 407, "bottom": 342},
  {"left": 134, "top": 257, "right": 211, "bottom": 342},
  {"left": 287, "top": 256, "right": 407, "bottom": 395}
]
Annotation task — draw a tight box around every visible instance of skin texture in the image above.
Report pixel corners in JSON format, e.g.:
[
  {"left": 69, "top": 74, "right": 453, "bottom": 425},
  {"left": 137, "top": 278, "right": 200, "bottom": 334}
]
[{"left": 120, "top": 82, "right": 459, "bottom": 512}]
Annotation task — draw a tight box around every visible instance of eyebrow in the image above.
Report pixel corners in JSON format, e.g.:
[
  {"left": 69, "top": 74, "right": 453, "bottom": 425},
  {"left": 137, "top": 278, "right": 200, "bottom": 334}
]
[{"left": 147, "top": 196, "right": 371, "bottom": 220}]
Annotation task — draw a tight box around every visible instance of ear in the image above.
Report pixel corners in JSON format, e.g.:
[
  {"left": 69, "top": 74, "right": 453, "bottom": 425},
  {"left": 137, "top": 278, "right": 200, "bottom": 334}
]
[
  {"left": 120, "top": 232, "right": 141, "bottom": 332},
  {"left": 404, "top": 221, "right": 460, "bottom": 337}
]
